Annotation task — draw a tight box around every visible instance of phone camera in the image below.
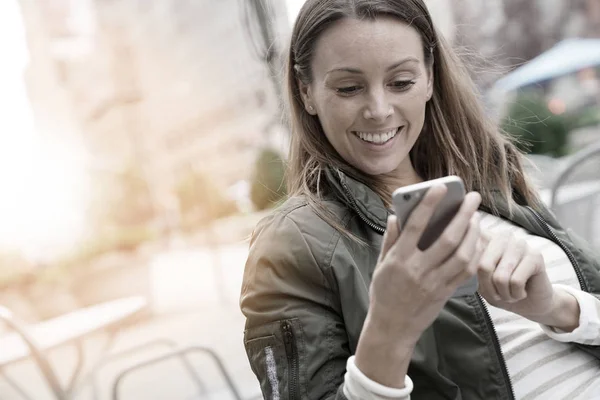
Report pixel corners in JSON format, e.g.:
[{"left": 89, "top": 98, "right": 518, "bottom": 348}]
[{"left": 403, "top": 193, "right": 411, "bottom": 201}]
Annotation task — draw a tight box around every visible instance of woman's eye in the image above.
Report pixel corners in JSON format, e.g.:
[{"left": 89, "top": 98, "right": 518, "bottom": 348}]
[
  {"left": 390, "top": 80, "right": 416, "bottom": 90},
  {"left": 336, "top": 86, "right": 361, "bottom": 94}
]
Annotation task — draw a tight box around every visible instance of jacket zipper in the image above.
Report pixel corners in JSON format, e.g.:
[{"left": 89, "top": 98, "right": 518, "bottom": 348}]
[
  {"left": 527, "top": 206, "right": 587, "bottom": 291},
  {"left": 339, "top": 177, "right": 386, "bottom": 234},
  {"left": 474, "top": 205, "right": 586, "bottom": 400},
  {"left": 281, "top": 321, "right": 300, "bottom": 400},
  {"left": 476, "top": 294, "right": 516, "bottom": 400},
  {"left": 340, "top": 172, "right": 515, "bottom": 398}
]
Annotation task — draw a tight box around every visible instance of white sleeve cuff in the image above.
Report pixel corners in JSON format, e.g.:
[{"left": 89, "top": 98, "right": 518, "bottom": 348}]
[
  {"left": 343, "top": 355, "right": 413, "bottom": 400},
  {"left": 540, "top": 284, "right": 600, "bottom": 345}
]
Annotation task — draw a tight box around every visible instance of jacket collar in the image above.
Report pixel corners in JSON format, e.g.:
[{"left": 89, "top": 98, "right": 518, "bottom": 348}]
[
  {"left": 324, "top": 166, "right": 600, "bottom": 294},
  {"left": 324, "top": 166, "right": 544, "bottom": 237},
  {"left": 325, "top": 167, "right": 389, "bottom": 230}
]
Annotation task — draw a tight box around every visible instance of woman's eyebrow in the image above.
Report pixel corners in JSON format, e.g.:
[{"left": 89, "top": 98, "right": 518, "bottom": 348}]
[{"left": 325, "top": 56, "right": 420, "bottom": 76}]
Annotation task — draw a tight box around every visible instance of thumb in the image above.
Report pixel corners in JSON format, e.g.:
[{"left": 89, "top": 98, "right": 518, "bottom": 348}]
[{"left": 378, "top": 215, "right": 399, "bottom": 263}]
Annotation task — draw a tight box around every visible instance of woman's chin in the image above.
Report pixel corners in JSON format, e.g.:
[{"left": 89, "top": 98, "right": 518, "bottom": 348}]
[{"left": 355, "top": 160, "right": 400, "bottom": 177}]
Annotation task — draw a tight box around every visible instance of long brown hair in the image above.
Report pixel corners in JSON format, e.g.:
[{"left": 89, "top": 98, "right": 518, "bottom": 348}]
[{"left": 286, "top": 0, "right": 540, "bottom": 231}]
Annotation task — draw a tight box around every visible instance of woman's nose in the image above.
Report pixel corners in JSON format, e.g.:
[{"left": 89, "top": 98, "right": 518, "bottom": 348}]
[{"left": 363, "top": 91, "right": 393, "bottom": 122}]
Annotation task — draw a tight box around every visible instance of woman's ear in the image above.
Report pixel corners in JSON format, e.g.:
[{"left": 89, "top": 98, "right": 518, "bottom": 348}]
[{"left": 299, "top": 80, "right": 317, "bottom": 115}]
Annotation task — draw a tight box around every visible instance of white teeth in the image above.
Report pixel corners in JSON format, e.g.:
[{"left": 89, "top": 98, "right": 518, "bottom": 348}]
[{"left": 355, "top": 128, "right": 399, "bottom": 144}]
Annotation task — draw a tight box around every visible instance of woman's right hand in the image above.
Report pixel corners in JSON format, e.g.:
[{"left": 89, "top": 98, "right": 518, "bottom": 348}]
[
  {"left": 369, "top": 185, "right": 483, "bottom": 341},
  {"left": 354, "top": 185, "right": 482, "bottom": 388}
]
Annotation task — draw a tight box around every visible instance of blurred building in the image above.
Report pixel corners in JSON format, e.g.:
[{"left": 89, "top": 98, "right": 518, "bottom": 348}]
[
  {"left": 18, "top": 0, "right": 290, "bottom": 219},
  {"left": 425, "top": 0, "right": 600, "bottom": 89}
]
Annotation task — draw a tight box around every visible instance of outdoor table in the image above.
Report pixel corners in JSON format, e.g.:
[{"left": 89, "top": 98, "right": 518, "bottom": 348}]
[{"left": 0, "top": 296, "right": 147, "bottom": 400}]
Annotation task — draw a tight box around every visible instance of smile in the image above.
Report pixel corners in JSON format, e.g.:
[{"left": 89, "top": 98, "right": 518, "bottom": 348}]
[{"left": 352, "top": 128, "right": 400, "bottom": 145}]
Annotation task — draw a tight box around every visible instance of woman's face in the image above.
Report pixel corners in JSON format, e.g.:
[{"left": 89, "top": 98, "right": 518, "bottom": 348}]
[{"left": 301, "top": 17, "right": 433, "bottom": 178}]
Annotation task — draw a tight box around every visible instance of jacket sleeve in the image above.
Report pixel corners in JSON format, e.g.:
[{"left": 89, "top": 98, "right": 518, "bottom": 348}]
[
  {"left": 535, "top": 200, "right": 600, "bottom": 359},
  {"left": 561, "top": 228, "right": 600, "bottom": 359},
  {"left": 240, "top": 211, "right": 351, "bottom": 400}
]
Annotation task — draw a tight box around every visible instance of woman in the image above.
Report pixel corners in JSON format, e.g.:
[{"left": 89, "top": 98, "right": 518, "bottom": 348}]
[{"left": 240, "top": 0, "right": 600, "bottom": 399}]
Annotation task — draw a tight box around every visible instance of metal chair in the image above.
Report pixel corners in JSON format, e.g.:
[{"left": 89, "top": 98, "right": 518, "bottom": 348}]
[
  {"left": 83, "top": 339, "right": 208, "bottom": 400},
  {"left": 548, "top": 140, "right": 600, "bottom": 248},
  {"left": 0, "top": 306, "right": 68, "bottom": 400},
  {"left": 111, "top": 345, "right": 244, "bottom": 400},
  {"left": 0, "top": 296, "right": 150, "bottom": 400}
]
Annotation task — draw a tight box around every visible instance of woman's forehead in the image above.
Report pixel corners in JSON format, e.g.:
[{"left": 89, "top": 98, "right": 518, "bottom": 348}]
[{"left": 311, "top": 17, "right": 426, "bottom": 74}]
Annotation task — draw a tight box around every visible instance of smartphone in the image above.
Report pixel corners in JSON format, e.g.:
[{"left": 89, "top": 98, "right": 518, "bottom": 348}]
[{"left": 392, "top": 176, "right": 478, "bottom": 297}]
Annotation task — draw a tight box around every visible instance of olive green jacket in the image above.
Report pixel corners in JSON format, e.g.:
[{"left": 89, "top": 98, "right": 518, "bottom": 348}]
[{"left": 240, "top": 168, "right": 600, "bottom": 399}]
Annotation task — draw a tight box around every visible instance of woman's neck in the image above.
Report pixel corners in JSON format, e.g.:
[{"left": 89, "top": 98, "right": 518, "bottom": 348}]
[
  {"left": 376, "top": 166, "right": 423, "bottom": 208},
  {"left": 382, "top": 168, "right": 423, "bottom": 196}
]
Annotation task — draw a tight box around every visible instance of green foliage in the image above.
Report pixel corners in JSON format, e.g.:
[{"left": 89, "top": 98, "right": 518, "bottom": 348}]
[
  {"left": 110, "top": 165, "right": 155, "bottom": 226},
  {"left": 175, "top": 168, "right": 238, "bottom": 229},
  {"left": 570, "top": 106, "right": 600, "bottom": 131},
  {"left": 0, "top": 251, "right": 34, "bottom": 288},
  {"left": 250, "top": 148, "right": 287, "bottom": 210},
  {"left": 501, "top": 92, "right": 570, "bottom": 157},
  {"left": 88, "top": 164, "right": 155, "bottom": 230},
  {"left": 0, "top": 225, "right": 158, "bottom": 288},
  {"left": 49, "top": 226, "right": 157, "bottom": 274}
]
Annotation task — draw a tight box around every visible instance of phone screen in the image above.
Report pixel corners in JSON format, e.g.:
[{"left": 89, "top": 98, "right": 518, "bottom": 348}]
[
  {"left": 393, "top": 177, "right": 465, "bottom": 251},
  {"left": 391, "top": 177, "right": 478, "bottom": 297}
]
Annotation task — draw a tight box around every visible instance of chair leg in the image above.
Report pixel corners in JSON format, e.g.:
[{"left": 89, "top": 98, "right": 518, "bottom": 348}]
[
  {"left": 0, "top": 307, "right": 68, "bottom": 400},
  {"left": 112, "top": 345, "right": 243, "bottom": 400},
  {"left": 63, "top": 339, "right": 85, "bottom": 398},
  {"left": 76, "top": 339, "right": 207, "bottom": 400}
]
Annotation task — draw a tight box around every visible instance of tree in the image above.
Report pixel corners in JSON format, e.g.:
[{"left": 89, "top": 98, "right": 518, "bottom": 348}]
[
  {"left": 448, "top": 0, "right": 594, "bottom": 89},
  {"left": 250, "top": 148, "right": 286, "bottom": 210},
  {"left": 501, "top": 92, "right": 570, "bottom": 157},
  {"left": 175, "top": 167, "right": 238, "bottom": 228},
  {"left": 89, "top": 164, "right": 155, "bottom": 228}
]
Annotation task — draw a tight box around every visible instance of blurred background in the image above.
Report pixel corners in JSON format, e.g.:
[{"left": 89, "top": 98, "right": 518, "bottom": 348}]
[{"left": 0, "top": 0, "right": 598, "bottom": 399}]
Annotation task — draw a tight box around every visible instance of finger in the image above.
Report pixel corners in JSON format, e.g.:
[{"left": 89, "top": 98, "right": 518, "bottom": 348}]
[
  {"left": 392, "top": 184, "right": 447, "bottom": 255},
  {"left": 471, "top": 234, "right": 486, "bottom": 275},
  {"left": 476, "top": 236, "right": 487, "bottom": 255},
  {"left": 448, "top": 222, "right": 485, "bottom": 290},
  {"left": 493, "top": 237, "right": 527, "bottom": 302},
  {"left": 424, "top": 191, "right": 482, "bottom": 266},
  {"left": 468, "top": 220, "right": 486, "bottom": 276},
  {"left": 509, "top": 252, "right": 543, "bottom": 300},
  {"left": 378, "top": 215, "right": 399, "bottom": 263},
  {"left": 480, "top": 229, "right": 491, "bottom": 247},
  {"left": 438, "top": 213, "right": 480, "bottom": 283},
  {"left": 477, "top": 235, "right": 508, "bottom": 301}
]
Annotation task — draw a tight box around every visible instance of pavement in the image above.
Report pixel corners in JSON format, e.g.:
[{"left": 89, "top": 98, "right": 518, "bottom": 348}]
[{"left": 0, "top": 242, "right": 262, "bottom": 400}]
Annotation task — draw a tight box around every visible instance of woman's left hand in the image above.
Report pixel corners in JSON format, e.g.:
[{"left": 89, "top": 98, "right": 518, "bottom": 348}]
[{"left": 477, "top": 233, "right": 556, "bottom": 319}]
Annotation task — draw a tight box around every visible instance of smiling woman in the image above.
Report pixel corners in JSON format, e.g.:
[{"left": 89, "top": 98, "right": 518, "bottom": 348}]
[
  {"left": 0, "top": 0, "right": 87, "bottom": 259},
  {"left": 299, "top": 17, "right": 432, "bottom": 180},
  {"left": 240, "top": 1, "right": 600, "bottom": 399}
]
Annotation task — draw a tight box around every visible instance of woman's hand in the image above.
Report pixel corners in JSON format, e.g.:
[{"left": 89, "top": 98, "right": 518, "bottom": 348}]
[
  {"left": 477, "top": 234, "right": 580, "bottom": 331},
  {"left": 368, "top": 185, "right": 483, "bottom": 340},
  {"left": 355, "top": 185, "right": 482, "bottom": 388}
]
